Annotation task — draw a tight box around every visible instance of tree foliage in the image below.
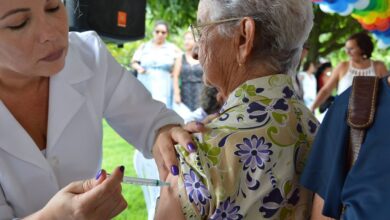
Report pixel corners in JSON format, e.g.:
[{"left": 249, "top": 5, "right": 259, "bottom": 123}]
[
  {"left": 146, "top": 0, "right": 199, "bottom": 34},
  {"left": 306, "top": 5, "right": 362, "bottom": 64},
  {"left": 107, "top": 2, "right": 390, "bottom": 69},
  {"left": 305, "top": 5, "right": 390, "bottom": 67}
]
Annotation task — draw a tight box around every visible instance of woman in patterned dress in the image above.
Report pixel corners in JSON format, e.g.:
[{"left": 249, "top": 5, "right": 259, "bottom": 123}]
[
  {"left": 174, "top": 32, "right": 204, "bottom": 111},
  {"left": 155, "top": 0, "right": 319, "bottom": 219}
]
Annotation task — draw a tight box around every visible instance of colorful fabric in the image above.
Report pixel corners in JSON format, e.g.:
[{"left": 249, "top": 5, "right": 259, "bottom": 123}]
[
  {"left": 176, "top": 74, "right": 319, "bottom": 219},
  {"left": 301, "top": 76, "right": 390, "bottom": 219},
  {"left": 312, "top": 0, "right": 390, "bottom": 48}
]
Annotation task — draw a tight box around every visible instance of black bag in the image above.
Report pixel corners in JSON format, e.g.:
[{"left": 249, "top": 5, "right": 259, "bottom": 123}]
[{"left": 64, "top": 0, "right": 146, "bottom": 43}]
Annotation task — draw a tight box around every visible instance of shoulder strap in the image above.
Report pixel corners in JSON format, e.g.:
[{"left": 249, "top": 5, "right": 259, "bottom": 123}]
[{"left": 346, "top": 76, "right": 379, "bottom": 169}]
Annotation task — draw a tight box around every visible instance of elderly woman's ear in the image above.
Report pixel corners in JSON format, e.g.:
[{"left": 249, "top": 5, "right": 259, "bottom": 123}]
[{"left": 236, "top": 17, "right": 256, "bottom": 66}]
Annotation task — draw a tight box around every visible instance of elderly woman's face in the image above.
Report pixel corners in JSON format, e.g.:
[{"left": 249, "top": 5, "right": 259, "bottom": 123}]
[
  {"left": 0, "top": 0, "right": 68, "bottom": 78},
  {"left": 194, "top": 0, "right": 236, "bottom": 92}
]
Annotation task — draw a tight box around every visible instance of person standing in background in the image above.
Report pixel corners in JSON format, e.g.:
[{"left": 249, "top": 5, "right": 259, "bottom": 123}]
[
  {"left": 131, "top": 22, "right": 183, "bottom": 220},
  {"left": 310, "top": 32, "right": 388, "bottom": 112},
  {"left": 183, "top": 86, "right": 224, "bottom": 123},
  {"left": 298, "top": 61, "right": 317, "bottom": 108},
  {"left": 292, "top": 43, "right": 311, "bottom": 101},
  {"left": 173, "top": 31, "right": 204, "bottom": 111},
  {"left": 131, "top": 20, "right": 181, "bottom": 109},
  {"left": 315, "top": 62, "right": 333, "bottom": 93},
  {"left": 313, "top": 62, "right": 334, "bottom": 122}
]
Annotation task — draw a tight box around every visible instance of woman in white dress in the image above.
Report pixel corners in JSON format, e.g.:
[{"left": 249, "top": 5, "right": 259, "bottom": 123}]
[{"left": 131, "top": 21, "right": 182, "bottom": 109}]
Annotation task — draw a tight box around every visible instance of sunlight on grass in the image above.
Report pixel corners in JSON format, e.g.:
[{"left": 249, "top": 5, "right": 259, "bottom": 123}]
[{"left": 102, "top": 121, "right": 148, "bottom": 220}]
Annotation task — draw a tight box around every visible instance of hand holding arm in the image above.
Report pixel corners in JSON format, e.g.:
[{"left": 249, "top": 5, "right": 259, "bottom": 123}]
[{"left": 152, "top": 122, "right": 207, "bottom": 181}]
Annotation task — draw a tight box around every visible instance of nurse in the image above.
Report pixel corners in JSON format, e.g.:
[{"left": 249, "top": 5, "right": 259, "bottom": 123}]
[{"left": 0, "top": 0, "right": 198, "bottom": 219}]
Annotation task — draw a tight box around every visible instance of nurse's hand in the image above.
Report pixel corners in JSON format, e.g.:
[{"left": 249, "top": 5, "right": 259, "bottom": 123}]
[
  {"left": 152, "top": 123, "right": 207, "bottom": 181},
  {"left": 27, "top": 166, "right": 127, "bottom": 220}
]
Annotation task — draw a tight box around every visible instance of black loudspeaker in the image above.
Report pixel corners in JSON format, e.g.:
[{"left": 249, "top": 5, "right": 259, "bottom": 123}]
[{"left": 64, "top": 0, "right": 146, "bottom": 43}]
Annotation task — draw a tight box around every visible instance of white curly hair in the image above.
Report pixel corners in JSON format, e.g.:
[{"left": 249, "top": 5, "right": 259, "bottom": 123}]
[{"left": 206, "top": 0, "right": 314, "bottom": 75}]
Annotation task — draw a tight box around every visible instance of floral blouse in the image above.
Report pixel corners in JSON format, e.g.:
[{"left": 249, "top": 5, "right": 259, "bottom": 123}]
[{"left": 175, "top": 74, "right": 319, "bottom": 219}]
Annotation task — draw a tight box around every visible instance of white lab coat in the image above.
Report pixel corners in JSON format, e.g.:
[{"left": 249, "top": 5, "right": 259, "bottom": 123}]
[{"left": 0, "top": 31, "right": 183, "bottom": 219}]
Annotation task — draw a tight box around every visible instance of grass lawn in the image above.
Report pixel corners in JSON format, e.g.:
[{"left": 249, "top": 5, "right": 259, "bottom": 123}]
[{"left": 102, "top": 121, "right": 148, "bottom": 220}]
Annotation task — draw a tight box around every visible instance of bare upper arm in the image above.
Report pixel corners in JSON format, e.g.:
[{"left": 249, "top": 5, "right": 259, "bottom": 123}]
[
  {"left": 321, "top": 62, "right": 347, "bottom": 93},
  {"left": 374, "top": 61, "right": 389, "bottom": 78},
  {"left": 155, "top": 174, "right": 185, "bottom": 220}
]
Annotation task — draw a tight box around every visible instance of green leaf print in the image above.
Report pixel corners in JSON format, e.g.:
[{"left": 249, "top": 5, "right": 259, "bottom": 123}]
[
  {"left": 267, "top": 126, "right": 294, "bottom": 147},
  {"left": 280, "top": 208, "right": 292, "bottom": 220},
  {"left": 197, "top": 141, "right": 221, "bottom": 166},
  {"left": 284, "top": 181, "right": 293, "bottom": 196},
  {"left": 272, "top": 112, "right": 288, "bottom": 124},
  {"left": 246, "top": 85, "right": 257, "bottom": 96},
  {"left": 259, "top": 98, "right": 272, "bottom": 106}
]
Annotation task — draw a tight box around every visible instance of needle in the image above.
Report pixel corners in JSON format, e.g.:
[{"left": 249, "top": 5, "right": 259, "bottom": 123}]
[{"left": 107, "top": 174, "right": 171, "bottom": 187}]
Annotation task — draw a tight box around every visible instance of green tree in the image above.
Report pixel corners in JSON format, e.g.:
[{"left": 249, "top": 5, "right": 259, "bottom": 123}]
[
  {"left": 147, "top": 0, "right": 199, "bottom": 34},
  {"left": 306, "top": 5, "right": 362, "bottom": 64},
  {"left": 107, "top": 3, "right": 390, "bottom": 68}
]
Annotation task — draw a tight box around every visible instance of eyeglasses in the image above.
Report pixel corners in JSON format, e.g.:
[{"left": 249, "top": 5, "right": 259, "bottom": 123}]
[
  {"left": 155, "top": 30, "right": 167, "bottom": 35},
  {"left": 190, "top": 17, "right": 242, "bottom": 43}
]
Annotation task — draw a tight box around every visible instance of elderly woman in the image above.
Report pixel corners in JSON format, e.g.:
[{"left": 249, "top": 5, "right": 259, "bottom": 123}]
[{"left": 155, "top": 0, "right": 318, "bottom": 219}]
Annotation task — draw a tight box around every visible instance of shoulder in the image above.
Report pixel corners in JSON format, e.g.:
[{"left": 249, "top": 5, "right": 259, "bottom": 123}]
[
  {"left": 373, "top": 60, "right": 388, "bottom": 77},
  {"left": 165, "top": 42, "right": 182, "bottom": 53},
  {"left": 69, "top": 31, "right": 105, "bottom": 52},
  {"left": 68, "top": 31, "right": 107, "bottom": 63},
  {"left": 336, "top": 61, "right": 349, "bottom": 71},
  {"left": 136, "top": 42, "right": 149, "bottom": 51},
  {"left": 298, "top": 71, "right": 306, "bottom": 79},
  {"left": 373, "top": 60, "right": 386, "bottom": 69},
  {"left": 333, "top": 61, "right": 348, "bottom": 77}
]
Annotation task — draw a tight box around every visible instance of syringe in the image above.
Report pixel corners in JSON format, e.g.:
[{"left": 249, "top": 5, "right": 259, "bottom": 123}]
[{"left": 108, "top": 174, "right": 171, "bottom": 187}]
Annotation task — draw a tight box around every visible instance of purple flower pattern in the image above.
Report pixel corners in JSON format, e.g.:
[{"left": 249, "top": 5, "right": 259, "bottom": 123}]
[
  {"left": 235, "top": 135, "right": 273, "bottom": 172},
  {"left": 210, "top": 197, "right": 243, "bottom": 220},
  {"left": 183, "top": 169, "right": 212, "bottom": 216},
  {"left": 259, "top": 182, "right": 300, "bottom": 219},
  {"left": 176, "top": 75, "right": 318, "bottom": 219},
  {"left": 235, "top": 135, "right": 273, "bottom": 191},
  {"left": 247, "top": 99, "right": 289, "bottom": 125}
]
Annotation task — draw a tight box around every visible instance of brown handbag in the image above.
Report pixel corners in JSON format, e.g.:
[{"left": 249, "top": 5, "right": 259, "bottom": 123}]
[{"left": 346, "top": 76, "right": 380, "bottom": 169}]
